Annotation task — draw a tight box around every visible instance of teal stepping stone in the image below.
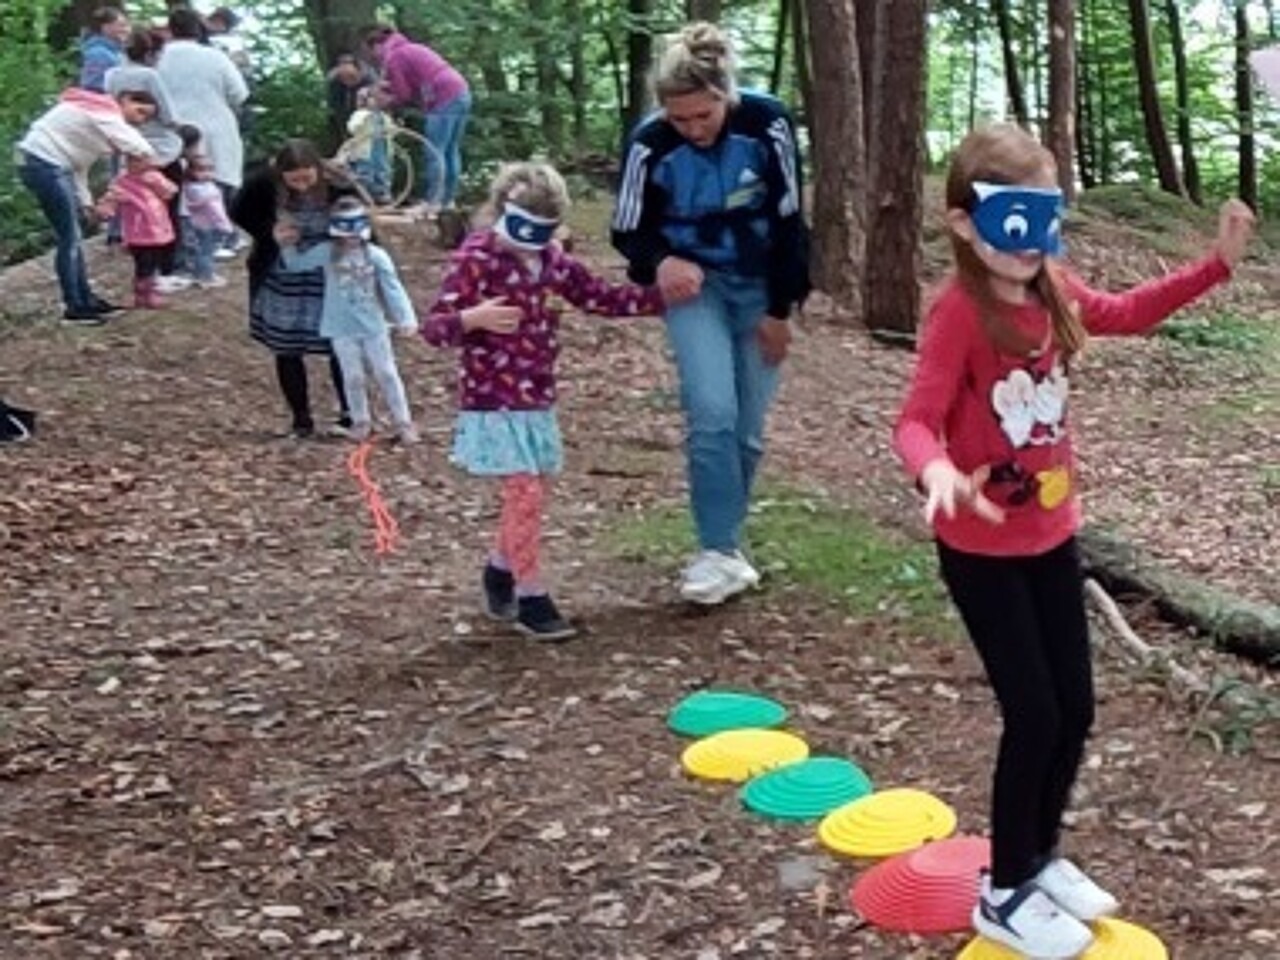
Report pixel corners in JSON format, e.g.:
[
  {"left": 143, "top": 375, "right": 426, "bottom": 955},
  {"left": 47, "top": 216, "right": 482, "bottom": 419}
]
[
  {"left": 666, "top": 690, "right": 788, "bottom": 737},
  {"left": 740, "top": 757, "right": 874, "bottom": 821}
]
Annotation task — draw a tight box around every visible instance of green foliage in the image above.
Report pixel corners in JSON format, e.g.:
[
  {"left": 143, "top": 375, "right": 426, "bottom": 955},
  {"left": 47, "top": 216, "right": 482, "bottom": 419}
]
[
  {"left": 609, "top": 487, "right": 955, "bottom": 634},
  {"left": 1157, "top": 312, "right": 1267, "bottom": 353},
  {"left": 245, "top": 65, "right": 329, "bottom": 163},
  {"left": 0, "top": 2, "right": 65, "bottom": 264}
]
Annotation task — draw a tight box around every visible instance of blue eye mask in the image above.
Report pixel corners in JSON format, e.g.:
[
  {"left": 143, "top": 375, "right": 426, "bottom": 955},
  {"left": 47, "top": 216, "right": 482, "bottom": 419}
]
[
  {"left": 970, "top": 182, "right": 1065, "bottom": 256},
  {"left": 495, "top": 202, "right": 559, "bottom": 252}
]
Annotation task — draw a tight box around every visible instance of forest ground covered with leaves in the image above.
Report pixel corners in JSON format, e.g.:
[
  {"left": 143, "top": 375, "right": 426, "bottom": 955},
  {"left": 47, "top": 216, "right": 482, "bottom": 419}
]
[{"left": 1, "top": 194, "right": 1277, "bottom": 959}]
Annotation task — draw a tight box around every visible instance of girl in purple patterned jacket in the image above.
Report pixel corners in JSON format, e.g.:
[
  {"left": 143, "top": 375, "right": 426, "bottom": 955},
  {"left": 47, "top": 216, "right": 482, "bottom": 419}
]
[{"left": 422, "top": 162, "right": 663, "bottom": 641}]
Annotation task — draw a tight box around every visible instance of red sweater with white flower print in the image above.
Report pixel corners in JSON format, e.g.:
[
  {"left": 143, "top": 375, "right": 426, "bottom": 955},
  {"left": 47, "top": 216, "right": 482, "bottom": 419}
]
[
  {"left": 894, "top": 255, "right": 1230, "bottom": 557},
  {"left": 422, "top": 231, "right": 663, "bottom": 411}
]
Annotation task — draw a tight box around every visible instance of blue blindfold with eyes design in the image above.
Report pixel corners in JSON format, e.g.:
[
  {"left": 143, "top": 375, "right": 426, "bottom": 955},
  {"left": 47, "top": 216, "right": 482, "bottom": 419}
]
[
  {"left": 970, "top": 182, "right": 1065, "bottom": 256},
  {"left": 495, "top": 202, "right": 559, "bottom": 251}
]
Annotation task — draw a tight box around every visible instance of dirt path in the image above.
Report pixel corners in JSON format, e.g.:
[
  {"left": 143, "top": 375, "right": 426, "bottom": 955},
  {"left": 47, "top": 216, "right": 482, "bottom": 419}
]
[{"left": 2, "top": 215, "right": 1277, "bottom": 959}]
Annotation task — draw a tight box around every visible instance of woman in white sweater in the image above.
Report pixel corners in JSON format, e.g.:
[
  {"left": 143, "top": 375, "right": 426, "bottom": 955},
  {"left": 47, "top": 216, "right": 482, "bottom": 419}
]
[{"left": 17, "top": 87, "right": 155, "bottom": 324}]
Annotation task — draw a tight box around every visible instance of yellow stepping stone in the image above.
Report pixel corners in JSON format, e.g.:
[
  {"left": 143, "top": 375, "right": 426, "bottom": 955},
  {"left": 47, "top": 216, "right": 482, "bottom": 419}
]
[
  {"left": 957, "top": 917, "right": 1168, "bottom": 960},
  {"left": 680, "top": 728, "right": 809, "bottom": 783},
  {"left": 818, "top": 787, "right": 956, "bottom": 858}
]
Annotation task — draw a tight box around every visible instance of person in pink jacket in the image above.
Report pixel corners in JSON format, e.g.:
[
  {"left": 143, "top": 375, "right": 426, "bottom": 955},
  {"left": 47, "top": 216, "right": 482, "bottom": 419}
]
[
  {"left": 99, "top": 154, "right": 179, "bottom": 308},
  {"left": 364, "top": 25, "right": 470, "bottom": 212}
]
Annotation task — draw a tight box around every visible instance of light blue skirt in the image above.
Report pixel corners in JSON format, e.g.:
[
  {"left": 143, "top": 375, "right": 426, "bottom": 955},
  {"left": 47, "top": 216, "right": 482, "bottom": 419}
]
[{"left": 451, "top": 409, "right": 563, "bottom": 476}]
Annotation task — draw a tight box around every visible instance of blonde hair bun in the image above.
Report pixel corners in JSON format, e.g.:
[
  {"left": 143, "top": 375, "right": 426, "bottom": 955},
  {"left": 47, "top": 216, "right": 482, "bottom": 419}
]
[{"left": 652, "top": 21, "right": 738, "bottom": 104}]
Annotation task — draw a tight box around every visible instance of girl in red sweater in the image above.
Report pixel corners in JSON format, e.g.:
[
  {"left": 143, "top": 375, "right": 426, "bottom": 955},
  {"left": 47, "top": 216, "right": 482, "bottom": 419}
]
[{"left": 894, "top": 124, "right": 1253, "bottom": 959}]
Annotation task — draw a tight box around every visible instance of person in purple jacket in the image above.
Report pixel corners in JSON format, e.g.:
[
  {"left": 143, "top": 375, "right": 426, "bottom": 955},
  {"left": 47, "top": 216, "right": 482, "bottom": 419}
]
[
  {"left": 364, "top": 25, "right": 470, "bottom": 213},
  {"left": 422, "top": 162, "right": 664, "bottom": 641}
]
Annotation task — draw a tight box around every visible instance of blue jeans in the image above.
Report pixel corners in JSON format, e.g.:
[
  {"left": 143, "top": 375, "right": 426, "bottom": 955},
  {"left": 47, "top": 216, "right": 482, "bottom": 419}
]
[
  {"left": 665, "top": 272, "right": 780, "bottom": 552},
  {"left": 422, "top": 92, "right": 471, "bottom": 205},
  {"left": 18, "top": 152, "right": 93, "bottom": 311},
  {"left": 192, "top": 226, "right": 220, "bottom": 282}
]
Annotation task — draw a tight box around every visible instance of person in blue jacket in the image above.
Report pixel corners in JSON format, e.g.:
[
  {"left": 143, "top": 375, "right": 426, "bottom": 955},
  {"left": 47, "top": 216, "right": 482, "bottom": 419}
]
[
  {"left": 79, "top": 6, "right": 130, "bottom": 93},
  {"left": 611, "top": 21, "right": 810, "bottom": 606}
]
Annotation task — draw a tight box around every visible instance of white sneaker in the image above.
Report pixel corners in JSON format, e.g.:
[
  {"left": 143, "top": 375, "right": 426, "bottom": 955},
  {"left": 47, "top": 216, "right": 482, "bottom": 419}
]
[
  {"left": 1035, "top": 858, "right": 1119, "bottom": 922},
  {"left": 214, "top": 247, "right": 237, "bottom": 261},
  {"left": 679, "top": 550, "right": 760, "bottom": 606},
  {"left": 196, "top": 274, "right": 228, "bottom": 289},
  {"left": 973, "top": 874, "right": 1093, "bottom": 959},
  {"left": 154, "top": 274, "right": 193, "bottom": 293}
]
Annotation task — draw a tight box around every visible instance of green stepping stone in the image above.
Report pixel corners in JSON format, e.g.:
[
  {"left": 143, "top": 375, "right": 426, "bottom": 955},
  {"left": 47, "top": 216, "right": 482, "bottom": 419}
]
[
  {"left": 740, "top": 757, "right": 874, "bottom": 821},
  {"left": 666, "top": 690, "right": 788, "bottom": 737}
]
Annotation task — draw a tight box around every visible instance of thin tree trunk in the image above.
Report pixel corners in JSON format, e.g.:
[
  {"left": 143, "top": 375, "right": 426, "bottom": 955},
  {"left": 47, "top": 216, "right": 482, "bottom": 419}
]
[
  {"left": 1125, "top": 0, "right": 1184, "bottom": 195},
  {"left": 303, "top": 0, "right": 381, "bottom": 73},
  {"left": 567, "top": 0, "right": 589, "bottom": 157},
  {"left": 863, "top": 0, "right": 926, "bottom": 336},
  {"left": 1025, "top": 0, "right": 1043, "bottom": 132},
  {"left": 625, "top": 0, "right": 654, "bottom": 135},
  {"left": 771, "top": 0, "right": 791, "bottom": 94},
  {"left": 1236, "top": 1, "right": 1257, "bottom": 209},
  {"left": 968, "top": 18, "right": 981, "bottom": 131},
  {"left": 1047, "top": 0, "right": 1076, "bottom": 199},
  {"left": 853, "top": 0, "right": 878, "bottom": 144},
  {"left": 529, "top": 0, "right": 564, "bottom": 157},
  {"left": 791, "top": 0, "right": 814, "bottom": 127},
  {"left": 993, "top": 0, "right": 1030, "bottom": 127},
  {"left": 1164, "top": 0, "right": 1201, "bottom": 204},
  {"left": 804, "top": 0, "right": 866, "bottom": 318},
  {"left": 687, "top": 0, "right": 722, "bottom": 20}
]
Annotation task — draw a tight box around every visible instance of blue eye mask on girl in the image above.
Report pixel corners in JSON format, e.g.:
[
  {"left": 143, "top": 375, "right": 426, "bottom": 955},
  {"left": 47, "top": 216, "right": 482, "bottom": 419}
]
[
  {"left": 495, "top": 202, "right": 559, "bottom": 252},
  {"left": 970, "top": 182, "right": 1065, "bottom": 256}
]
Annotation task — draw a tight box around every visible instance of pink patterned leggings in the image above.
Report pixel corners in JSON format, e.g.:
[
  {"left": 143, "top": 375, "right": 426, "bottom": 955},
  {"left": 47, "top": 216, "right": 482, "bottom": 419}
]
[{"left": 495, "top": 474, "right": 546, "bottom": 588}]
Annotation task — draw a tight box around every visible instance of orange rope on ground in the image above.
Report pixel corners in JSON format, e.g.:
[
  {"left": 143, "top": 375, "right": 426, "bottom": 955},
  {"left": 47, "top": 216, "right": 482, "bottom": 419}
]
[{"left": 347, "top": 439, "right": 400, "bottom": 554}]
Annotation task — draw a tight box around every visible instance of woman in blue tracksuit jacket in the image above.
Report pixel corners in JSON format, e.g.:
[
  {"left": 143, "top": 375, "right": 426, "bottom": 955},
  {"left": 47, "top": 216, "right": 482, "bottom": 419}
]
[{"left": 612, "top": 21, "right": 810, "bottom": 607}]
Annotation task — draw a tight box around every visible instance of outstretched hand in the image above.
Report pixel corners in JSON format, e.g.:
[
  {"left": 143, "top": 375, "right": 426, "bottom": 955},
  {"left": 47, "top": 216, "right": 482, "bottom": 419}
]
[
  {"left": 461, "top": 297, "right": 523, "bottom": 334},
  {"left": 1214, "top": 199, "right": 1255, "bottom": 267},
  {"left": 920, "top": 459, "right": 1005, "bottom": 525}
]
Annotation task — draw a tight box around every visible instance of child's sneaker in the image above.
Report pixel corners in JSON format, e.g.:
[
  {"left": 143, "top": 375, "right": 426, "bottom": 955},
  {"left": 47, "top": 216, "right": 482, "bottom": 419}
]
[
  {"left": 481, "top": 564, "right": 516, "bottom": 621},
  {"left": 514, "top": 594, "right": 577, "bottom": 642},
  {"left": 196, "top": 274, "right": 227, "bottom": 289},
  {"left": 1034, "top": 858, "right": 1119, "bottom": 922},
  {"left": 394, "top": 421, "right": 420, "bottom": 445},
  {"left": 347, "top": 420, "right": 372, "bottom": 442},
  {"left": 973, "top": 873, "right": 1093, "bottom": 959}
]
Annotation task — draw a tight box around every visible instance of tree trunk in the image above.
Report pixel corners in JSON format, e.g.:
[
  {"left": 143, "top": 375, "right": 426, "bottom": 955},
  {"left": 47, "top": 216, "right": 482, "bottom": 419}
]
[
  {"left": 853, "top": 0, "right": 878, "bottom": 144},
  {"left": 625, "top": 0, "right": 654, "bottom": 136},
  {"left": 567, "top": 0, "right": 588, "bottom": 157},
  {"left": 771, "top": 0, "right": 791, "bottom": 95},
  {"left": 1047, "top": 0, "right": 1076, "bottom": 200},
  {"left": 791, "top": 0, "right": 814, "bottom": 127},
  {"left": 1125, "top": 0, "right": 1184, "bottom": 196},
  {"left": 1164, "top": 0, "right": 1201, "bottom": 204},
  {"left": 1236, "top": 1, "right": 1257, "bottom": 210},
  {"left": 303, "top": 0, "right": 381, "bottom": 72},
  {"left": 1092, "top": 0, "right": 1113, "bottom": 181},
  {"left": 804, "top": 0, "right": 866, "bottom": 318},
  {"left": 993, "top": 0, "right": 1030, "bottom": 127},
  {"left": 1075, "top": 3, "right": 1096, "bottom": 189},
  {"left": 968, "top": 18, "right": 981, "bottom": 131},
  {"left": 529, "top": 0, "right": 564, "bottom": 157},
  {"left": 863, "top": 0, "right": 926, "bottom": 337},
  {"left": 49, "top": 0, "right": 105, "bottom": 57},
  {"left": 1079, "top": 528, "right": 1280, "bottom": 666},
  {"left": 687, "top": 0, "right": 722, "bottom": 20},
  {"left": 1025, "top": 1, "right": 1043, "bottom": 132}
]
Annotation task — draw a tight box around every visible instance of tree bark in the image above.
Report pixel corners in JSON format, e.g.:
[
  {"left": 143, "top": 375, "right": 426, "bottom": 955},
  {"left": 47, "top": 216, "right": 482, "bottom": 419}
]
[
  {"left": 687, "top": 0, "right": 722, "bottom": 20},
  {"left": 1235, "top": 1, "right": 1257, "bottom": 210},
  {"left": 791, "top": 0, "right": 814, "bottom": 127},
  {"left": 625, "top": 0, "right": 654, "bottom": 136},
  {"left": 804, "top": 0, "right": 866, "bottom": 319},
  {"left": 853, "top": 0, "right": 878, "bottom": 144},
  {"left": 862, "top": 0, "right": 926, "bottom": 337},
  {"left": 771, "top": 0, "right": 791, "bottom": 95},
  {"left": 567, "top": 0, "right": 588, "bottom": 157},
  {"left": 1164, "top": 0, "right": 1201, "bottom": 204},
  {"left": 993, "top": 0, "right": 1030, "bottom": 127},
  {"left": 529, "top": 0, "right": 564, "bottom": 157},
  {"left": 303, "top": 0, "right": 381, "bottom": 72},
  {"left": 1079, "top": 528, "right": 1280, "bottom": 666},
  {"left": 1047, "top": 0, "right": 1076, "bottom": 199},
  {"left": 1125, "top": 0, "right": 1184, "bottom": 196}
]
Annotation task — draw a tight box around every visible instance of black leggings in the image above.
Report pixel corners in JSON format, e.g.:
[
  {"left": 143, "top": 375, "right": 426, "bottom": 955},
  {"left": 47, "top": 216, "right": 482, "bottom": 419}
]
[
  {"left": 937, "top": 536, "right": 1095, "bottom": 889},
  {"left": 274, "top": 353, "right": 349, "bottom": 431}
]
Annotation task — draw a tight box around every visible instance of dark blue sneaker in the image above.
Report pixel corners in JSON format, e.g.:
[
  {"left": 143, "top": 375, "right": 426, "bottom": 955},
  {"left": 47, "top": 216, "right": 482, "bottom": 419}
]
[
  {"left": 482, "top": 564, "right": 516, "bottom": 621},
  {"left": 514, "top": 594, "right": 577, "bottom": 642},
  {"left": 972, "top": 872, "right": 1092, "bottom": 959}
]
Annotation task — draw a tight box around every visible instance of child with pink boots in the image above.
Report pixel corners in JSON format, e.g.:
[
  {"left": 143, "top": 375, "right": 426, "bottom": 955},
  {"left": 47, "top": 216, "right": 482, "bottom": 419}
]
[{"left": 99, "top": 153, "right": 178, "bottom": 308}]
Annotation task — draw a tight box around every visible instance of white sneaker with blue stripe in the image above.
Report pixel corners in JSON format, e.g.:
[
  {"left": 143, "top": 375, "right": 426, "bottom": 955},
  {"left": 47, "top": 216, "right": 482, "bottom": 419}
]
[
  {"left": 973, "top": 872, "right": 1094, "bottom": 959},
  {"left": 1035, "top": 857, "right": 1119, "bottom": 922}
]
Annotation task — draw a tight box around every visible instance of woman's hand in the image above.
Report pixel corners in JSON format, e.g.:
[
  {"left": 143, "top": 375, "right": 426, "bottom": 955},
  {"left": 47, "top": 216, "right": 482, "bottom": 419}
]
[
  {"left": 920, "top": 459, "right": 1005, "bottom": 525},
  {"left": 656, "top": 256, "right": 703, "bottom": 305},
  {"left": 756, "top": 316, "right": 792, "bottom": 365},
  {"left": 460, "top": 297, "right": 523, "bottom": 334},
  {"left": 1214, "top": 199, "right": 1255, "bottom": 267}
]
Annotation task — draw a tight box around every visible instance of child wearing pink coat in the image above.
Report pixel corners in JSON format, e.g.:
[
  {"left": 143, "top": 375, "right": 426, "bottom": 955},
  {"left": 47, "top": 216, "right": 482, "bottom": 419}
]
[{"left": 101, "top": 154, "right": 178, "bottom": 308}]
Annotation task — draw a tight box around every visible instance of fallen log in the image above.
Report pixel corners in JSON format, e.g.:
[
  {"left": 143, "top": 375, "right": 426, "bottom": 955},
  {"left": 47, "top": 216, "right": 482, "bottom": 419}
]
[{"left": 1078, "top": 527, "right": 1280, "bottom": 667}]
